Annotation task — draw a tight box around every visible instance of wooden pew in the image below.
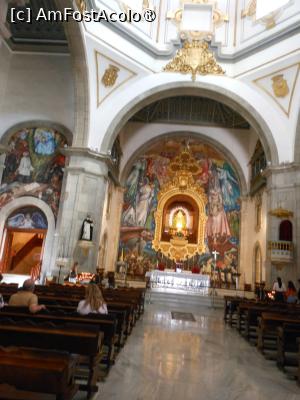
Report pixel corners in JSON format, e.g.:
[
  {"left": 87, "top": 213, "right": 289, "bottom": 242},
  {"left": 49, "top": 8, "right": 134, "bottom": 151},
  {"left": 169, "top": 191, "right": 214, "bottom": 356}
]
[
  {"left": 0, "top": 318, "right": 103, "bottom": 398},
  {"left": 0, "top": 307, "right": 117, "bottom": 370},
  {"left": 223, "top": 296, "right": 245, "bottom": 326},
  {"left": 258, "top": 312, "right": 300, "bottom": 353},
  {"left": 0, "top": 347, "right": 78, "bottom": 400},
  {"left": 277, "top": 323, "right": 300, "bottom": 370}
]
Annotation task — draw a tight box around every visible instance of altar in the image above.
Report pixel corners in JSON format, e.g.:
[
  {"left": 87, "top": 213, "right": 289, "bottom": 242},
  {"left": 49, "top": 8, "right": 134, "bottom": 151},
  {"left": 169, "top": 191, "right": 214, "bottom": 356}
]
[{"left": 146, "top": 270, "right": 210, "bottom": 294}]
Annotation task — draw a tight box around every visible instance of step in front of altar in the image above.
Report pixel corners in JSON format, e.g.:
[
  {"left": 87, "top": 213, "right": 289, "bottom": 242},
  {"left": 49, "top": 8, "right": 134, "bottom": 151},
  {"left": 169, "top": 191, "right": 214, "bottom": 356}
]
[
  {"left": 146, "top": 288, "right": 254, "bottom": 308},
  {"left": 147, "top": 288, "right": 224, "bottom": 308}
]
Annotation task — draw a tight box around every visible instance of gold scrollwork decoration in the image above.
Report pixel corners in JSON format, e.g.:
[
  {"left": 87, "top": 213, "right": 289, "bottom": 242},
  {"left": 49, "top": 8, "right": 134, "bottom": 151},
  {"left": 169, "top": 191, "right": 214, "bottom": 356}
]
[
  {"left": 269, "top": 207, "right": 293, "bottom": 219},
  {"left": 241, "top": 0, "right": 256, "bottom": 18},
  {"left": 241, "top": 0, "right": 291, "bottom": 30},
  {"left": 163, "top": 40, "right": 224, "bottom": 81}
]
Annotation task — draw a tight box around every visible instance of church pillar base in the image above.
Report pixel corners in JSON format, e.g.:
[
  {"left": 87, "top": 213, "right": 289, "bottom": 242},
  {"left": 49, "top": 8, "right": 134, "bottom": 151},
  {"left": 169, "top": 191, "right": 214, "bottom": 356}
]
[{"left": 50, "top": 148, "right": 110, "bottom": 279}]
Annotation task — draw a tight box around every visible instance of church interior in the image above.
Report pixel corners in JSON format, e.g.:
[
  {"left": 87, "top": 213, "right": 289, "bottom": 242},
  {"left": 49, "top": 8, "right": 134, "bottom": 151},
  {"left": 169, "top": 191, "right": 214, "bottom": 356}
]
[{"left": 0, "top": 0, "right": 300, "bottom": 399}]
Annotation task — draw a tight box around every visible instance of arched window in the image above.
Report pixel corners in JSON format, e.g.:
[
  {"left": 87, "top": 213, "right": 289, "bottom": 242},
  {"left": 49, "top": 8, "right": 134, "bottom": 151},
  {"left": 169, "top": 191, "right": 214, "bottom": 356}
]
[
  {"left": 279, "top": 220, "right": 293, "bottom": 242},
  {"left": 254, "top": 245, "right": 262, "bottom": 284}
]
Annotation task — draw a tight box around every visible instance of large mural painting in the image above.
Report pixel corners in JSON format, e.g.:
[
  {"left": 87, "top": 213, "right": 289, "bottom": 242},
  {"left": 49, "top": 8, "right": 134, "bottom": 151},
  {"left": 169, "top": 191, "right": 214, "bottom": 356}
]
[
  {"left": 0, "top": 127, "right": 67, "bottom": 218},
  {"left": 120, "top": 139, "right": 241, "bottom": 286}
]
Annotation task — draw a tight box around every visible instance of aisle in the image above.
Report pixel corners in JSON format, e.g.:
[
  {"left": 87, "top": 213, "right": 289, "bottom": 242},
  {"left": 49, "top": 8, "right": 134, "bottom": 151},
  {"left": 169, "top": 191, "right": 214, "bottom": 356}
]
[{"left": 93, "top": 303, "right": 300, "bottom": 400}]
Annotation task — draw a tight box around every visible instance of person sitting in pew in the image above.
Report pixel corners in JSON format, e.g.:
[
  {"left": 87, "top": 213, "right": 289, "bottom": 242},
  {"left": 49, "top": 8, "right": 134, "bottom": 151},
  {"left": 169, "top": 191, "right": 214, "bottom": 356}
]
[
  {"left": 285, "top": 280, "right": 298, "bottom": 303},
  {"left": 77, "top": 283, "right": 108, "bottom": 315},
  {"left": 272, "top": 277, "right": 286, "bottom": 302},
  {"left": 8, "top": 278, "right": 46, "bottom": 313}
]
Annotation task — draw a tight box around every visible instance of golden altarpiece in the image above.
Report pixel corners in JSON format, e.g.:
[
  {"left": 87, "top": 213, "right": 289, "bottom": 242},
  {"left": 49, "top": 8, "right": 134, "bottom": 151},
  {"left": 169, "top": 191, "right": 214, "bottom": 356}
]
[{"left": 152, "top": 149, "right": 207, "bottom": 262}]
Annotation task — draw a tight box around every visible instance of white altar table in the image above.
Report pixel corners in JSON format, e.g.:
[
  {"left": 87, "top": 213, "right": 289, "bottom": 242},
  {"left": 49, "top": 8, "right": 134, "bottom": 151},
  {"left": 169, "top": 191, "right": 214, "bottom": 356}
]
[{"left": 146, "top": 270, "right": 210, "bottom": 293}]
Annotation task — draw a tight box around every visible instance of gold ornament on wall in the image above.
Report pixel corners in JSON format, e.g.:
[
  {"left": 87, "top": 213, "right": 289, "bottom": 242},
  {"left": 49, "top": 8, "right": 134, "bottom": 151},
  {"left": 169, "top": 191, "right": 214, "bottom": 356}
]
[
  {"left": 163, "top": 40, "right": 224, "bottom": 81},
  {"left": 269, "top": 207, "right": 293, "bottom": 219},
  {"left": 241, "top": 0, "right": 257, "bottom": 18},
  {"left": 101, "top": 65, "right": 120, "bottom": 87},
  {"left": 241, "top": 0, "right": 291, "bottom": 30},
  {"left": 271, "top": 74, "right": 289, "bottom": 98},
  {"left": 75, "top": 0, "right": 86, "bottom": 14}
]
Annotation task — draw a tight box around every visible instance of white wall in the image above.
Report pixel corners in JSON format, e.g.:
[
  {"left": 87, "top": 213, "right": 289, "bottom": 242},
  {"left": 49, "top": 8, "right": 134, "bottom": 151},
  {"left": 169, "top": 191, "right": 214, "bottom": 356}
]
[{"left": 0, "top": 44, "right": 75, "bottom": 140}]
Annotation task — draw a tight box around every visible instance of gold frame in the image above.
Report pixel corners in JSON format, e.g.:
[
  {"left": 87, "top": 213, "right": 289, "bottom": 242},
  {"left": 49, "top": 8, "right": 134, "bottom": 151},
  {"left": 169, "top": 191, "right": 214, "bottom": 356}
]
[{"left": 152, "top": 148, "right": 207, "bottom": 261}]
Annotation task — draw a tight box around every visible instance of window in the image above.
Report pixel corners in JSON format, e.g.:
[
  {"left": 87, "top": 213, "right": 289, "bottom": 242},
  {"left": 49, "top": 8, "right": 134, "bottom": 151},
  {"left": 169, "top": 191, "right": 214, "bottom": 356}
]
[
  {"left": 254, "top": 245, "right": 262, "bottom": 284},
  {"left": 255, "top": 194, "right": 262, "bottom": 232},
  {"left": 279, "top": 220, "right": 293, "bottom": 242},
  {"left": 250, "top": 141, "right": 267, "bottom": 196}
]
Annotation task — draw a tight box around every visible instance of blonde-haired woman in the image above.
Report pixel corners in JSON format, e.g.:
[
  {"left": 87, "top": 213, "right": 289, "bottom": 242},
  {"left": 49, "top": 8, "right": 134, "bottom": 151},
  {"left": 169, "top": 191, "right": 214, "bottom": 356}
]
[{"left": 77, "top": 283, "right": 108, "bottom": 315}]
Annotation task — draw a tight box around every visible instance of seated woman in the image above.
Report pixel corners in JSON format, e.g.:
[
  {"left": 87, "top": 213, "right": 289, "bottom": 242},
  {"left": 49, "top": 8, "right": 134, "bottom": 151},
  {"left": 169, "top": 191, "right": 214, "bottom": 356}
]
[
  {"left": 285, "top": 280, "right": 298, "bottom": 304},
  {"left": 77, "top": 283, "right": 108, "bottom": 315}
]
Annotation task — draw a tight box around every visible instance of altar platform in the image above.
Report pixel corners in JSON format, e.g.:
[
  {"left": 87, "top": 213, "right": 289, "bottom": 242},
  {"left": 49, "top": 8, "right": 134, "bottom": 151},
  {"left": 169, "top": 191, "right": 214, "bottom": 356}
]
[{"left": 144, "top": 269, "right": 254, "bottom": 308}]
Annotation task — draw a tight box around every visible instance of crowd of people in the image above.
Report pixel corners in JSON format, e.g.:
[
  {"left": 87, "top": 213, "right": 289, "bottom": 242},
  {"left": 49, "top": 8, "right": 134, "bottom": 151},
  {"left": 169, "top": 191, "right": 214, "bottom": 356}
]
[
  {"left": 255, "top": 277, "right": 300, "bottom": 303},
  {"left": 272, "top": 277, "right": 300, "bottom": 303}
]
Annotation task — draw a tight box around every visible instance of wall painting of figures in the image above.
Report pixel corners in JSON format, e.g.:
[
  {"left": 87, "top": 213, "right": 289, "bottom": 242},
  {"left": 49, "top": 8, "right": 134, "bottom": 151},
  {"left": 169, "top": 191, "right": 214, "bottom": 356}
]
[
  {"left": 0, "top": 127, "right": 67, "bottom": 218},
  {"left": 119, "top": 139, "right": 241, "bottom": 287}
]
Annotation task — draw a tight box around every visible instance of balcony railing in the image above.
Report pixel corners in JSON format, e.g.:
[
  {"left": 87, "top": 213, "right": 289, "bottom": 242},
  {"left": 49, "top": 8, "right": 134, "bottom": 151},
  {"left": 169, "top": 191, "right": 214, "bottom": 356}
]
[{"left": 268, "top": 241, "right": 293, "bottom": 264}]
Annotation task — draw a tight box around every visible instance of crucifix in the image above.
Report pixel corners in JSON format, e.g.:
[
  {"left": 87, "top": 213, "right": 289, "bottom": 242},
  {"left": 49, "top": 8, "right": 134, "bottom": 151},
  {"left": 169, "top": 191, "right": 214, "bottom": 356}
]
[{"left": 212, "top": 250, "right": 219, "bottom": 264}]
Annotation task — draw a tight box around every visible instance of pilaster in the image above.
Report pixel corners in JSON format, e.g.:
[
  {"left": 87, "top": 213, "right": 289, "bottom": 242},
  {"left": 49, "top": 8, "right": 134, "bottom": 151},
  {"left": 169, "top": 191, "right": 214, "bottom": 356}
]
[
  {"left": 264, "top": 163, "right": 300, "bottom": 286},
  {"left": 53, "top": 148, "right": 111, "bottom": 275}
]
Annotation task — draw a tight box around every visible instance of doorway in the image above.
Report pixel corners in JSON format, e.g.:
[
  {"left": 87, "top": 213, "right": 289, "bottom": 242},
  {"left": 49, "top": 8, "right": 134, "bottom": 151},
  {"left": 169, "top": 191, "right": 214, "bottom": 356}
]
[{"left": 0, "top": 206, "right": 48, "bottom": 275}]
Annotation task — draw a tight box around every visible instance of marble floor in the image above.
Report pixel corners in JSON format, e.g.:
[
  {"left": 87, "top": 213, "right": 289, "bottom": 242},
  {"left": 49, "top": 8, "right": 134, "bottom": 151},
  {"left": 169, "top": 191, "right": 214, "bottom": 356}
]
[{"left": 77, "top": 302, "right": 300, "bottom": 400}]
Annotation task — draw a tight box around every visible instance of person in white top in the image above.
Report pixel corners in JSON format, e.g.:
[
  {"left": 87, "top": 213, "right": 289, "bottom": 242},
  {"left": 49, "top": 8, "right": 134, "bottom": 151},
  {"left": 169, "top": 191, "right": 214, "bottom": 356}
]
[
  {"left": 77, "top": 283, "right": 108, "bottom": 315},
  {"left": 272, "top": 277, "right": 286, "bottom": 302}
]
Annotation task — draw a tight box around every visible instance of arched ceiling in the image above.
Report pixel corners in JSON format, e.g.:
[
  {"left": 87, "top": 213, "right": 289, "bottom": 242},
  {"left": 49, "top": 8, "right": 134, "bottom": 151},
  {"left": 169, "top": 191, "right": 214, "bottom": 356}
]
[
  {"left": 4, "top": 0, "right": 68, "bottom": 52},
  {"left": 130, "top": 96, "right": 250, "bottom": 129}
]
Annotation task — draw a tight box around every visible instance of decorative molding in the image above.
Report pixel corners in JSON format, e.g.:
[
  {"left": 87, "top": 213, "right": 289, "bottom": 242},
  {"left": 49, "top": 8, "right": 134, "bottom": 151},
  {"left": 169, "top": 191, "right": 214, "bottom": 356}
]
[
  {"left": 95, "top": 51, "right": 137, "bottom": 107},
  {"left": 253, "top": 63, "right": 300, "bottom": 116},
  {"left": 167, "top": 0, "right": 229, "bottom": 41},
  {"left": 163, "top": 40, "right": 224, "bottom": 81},
  {"left": 241, "top": 0, "right": 292, "bottom": 30},
  {"left": 269, "top": 207, "right": 293, "bottom": 219}
]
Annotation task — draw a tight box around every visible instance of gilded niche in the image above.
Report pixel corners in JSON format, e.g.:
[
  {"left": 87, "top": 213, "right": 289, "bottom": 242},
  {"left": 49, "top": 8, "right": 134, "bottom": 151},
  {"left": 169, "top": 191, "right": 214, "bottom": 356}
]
[{"left": 152, "top": 148, "right": 207, "bottom": 261}]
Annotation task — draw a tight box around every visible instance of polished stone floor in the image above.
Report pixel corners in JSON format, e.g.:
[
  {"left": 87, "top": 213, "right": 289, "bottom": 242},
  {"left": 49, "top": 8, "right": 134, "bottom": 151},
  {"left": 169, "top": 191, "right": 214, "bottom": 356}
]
[{"left": 78, "top": 302, "right": 300, "bottom": 400}]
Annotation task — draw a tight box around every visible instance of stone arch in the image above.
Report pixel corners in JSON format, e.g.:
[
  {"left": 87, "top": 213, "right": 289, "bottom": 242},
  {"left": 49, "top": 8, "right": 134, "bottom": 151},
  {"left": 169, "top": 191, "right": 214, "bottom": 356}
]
[
  {"left": 120, "top": 131, "right": 248, "bottom": 196},
  {"left": 56, "top": 0, "right": 90, "bottom": 147},
  {"left": 0, "top": 197, "right": 56, "bottom": 280},
  {"left": 99, "top": 76, "right": 280, "bottom": 165}
]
